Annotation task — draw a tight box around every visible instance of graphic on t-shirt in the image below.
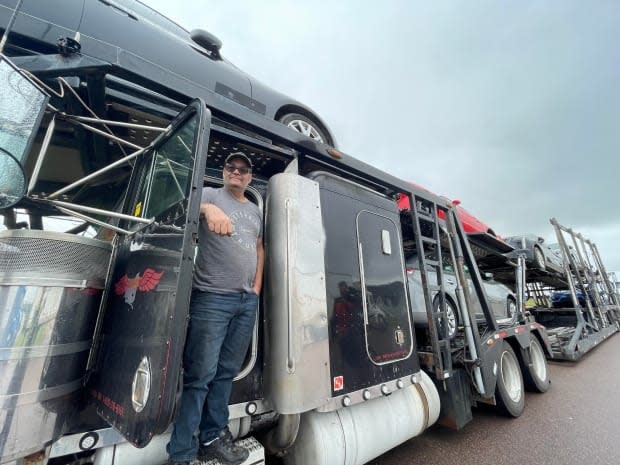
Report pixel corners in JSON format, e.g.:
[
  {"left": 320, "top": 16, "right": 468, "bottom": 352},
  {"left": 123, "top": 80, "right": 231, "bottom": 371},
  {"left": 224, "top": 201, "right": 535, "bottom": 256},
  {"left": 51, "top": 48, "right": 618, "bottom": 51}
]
[{"left": 229, "top": 210, "right": 260, "bottom": 250}]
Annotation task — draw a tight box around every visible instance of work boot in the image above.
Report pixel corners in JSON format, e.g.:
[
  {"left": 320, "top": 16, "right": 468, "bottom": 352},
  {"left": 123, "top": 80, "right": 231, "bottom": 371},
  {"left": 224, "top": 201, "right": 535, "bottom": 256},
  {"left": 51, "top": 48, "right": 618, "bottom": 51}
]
[{"left": 197, "top": 428, "right": 249, "bottom": 465}]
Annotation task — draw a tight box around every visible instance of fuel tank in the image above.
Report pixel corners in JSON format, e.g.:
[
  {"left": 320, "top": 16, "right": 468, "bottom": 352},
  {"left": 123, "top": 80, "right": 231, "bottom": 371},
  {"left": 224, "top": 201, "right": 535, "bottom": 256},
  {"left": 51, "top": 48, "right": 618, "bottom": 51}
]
[
  {"left": 284, "top": 370, "right": 440, "bottom": 465},
  {"left": 0, "top": 230, "right": 111, "bottom": 463}
]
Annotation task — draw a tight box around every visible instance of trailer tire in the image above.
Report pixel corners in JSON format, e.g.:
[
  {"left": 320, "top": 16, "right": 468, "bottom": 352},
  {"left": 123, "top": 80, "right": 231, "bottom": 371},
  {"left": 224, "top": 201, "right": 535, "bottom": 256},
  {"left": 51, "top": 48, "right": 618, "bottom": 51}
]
[
  {"left": 521, "top": 336, "right": 550, "bottom": 393},
  {"left": 495, "top": 342, "right": 525, "bottom": 417},
  {"left": 434, "top": 296, "right": 458, "bottom": 339}
]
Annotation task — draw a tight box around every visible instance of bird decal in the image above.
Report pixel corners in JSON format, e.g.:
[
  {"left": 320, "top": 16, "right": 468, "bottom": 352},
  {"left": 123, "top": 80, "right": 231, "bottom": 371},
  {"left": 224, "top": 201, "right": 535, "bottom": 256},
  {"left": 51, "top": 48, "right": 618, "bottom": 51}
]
[{"left": 114, "top": 268, "right": 164, "bottom": 307}]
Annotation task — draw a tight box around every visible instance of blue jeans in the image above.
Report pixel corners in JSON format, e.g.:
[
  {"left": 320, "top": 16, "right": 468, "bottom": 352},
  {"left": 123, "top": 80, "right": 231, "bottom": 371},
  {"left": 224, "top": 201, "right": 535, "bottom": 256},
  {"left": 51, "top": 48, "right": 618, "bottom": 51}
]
[{"left": 168, "top": 290, "right": 257, "bottom": 462}]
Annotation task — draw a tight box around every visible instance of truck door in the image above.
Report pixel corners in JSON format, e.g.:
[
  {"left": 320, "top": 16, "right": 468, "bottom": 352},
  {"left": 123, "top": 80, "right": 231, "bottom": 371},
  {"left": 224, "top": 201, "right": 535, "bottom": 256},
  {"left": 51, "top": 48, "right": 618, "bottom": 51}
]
[
  {"left": 88, "top": 99, "right": 210, "bottom": 447},
  {"left": 357, "top": 211, "right": 414, "bottom": 365}
]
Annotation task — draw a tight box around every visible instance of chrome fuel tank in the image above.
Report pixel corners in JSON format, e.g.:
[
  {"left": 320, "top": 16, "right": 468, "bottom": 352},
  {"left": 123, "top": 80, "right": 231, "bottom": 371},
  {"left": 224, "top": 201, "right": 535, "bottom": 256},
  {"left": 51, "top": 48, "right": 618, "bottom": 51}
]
[{"left": 0, "top": 230, "right": 111, "bottom": 463}]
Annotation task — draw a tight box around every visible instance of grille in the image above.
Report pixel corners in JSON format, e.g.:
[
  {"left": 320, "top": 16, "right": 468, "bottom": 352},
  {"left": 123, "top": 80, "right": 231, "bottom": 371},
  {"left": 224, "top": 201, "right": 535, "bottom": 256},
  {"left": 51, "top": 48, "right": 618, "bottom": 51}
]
[{"left": 0, "top": 230, "right": 112, "bottom": 281}]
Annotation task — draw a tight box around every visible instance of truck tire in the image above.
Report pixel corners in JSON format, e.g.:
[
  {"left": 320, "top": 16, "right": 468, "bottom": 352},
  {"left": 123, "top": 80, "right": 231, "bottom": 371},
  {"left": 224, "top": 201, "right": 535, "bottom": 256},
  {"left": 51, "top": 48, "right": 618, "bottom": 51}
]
[
  {"left": 495, "top": 342, "right": 525, "bottom": 417},
  {"left": 521, "top": 336, "right": 550, "bottom": 393}
]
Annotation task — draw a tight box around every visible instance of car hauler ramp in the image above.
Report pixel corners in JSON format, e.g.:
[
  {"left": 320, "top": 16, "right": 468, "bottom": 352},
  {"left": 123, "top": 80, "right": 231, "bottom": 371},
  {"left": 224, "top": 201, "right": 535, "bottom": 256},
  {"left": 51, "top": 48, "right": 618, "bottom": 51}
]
[
  {"left": 527, "top": 219, "right": 619, "bottom": 361},
  {"left": 400, "top": 194, "right": 551, "bottom": 430}
]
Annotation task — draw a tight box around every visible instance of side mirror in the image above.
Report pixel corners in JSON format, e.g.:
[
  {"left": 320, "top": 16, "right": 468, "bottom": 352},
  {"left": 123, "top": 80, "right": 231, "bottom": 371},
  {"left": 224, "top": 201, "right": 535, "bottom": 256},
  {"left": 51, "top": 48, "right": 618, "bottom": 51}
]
[
  {"left": 0, "top": 56, "right": 49, "bottom": 208},
  {"left": 190, "top": 29, "right": 222, "bottom": 57}
]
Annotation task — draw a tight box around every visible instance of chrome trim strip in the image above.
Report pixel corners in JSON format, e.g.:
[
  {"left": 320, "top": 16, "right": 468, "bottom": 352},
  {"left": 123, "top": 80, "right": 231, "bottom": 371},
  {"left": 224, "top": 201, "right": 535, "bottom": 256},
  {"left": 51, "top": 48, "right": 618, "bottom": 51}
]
[
  {"left": 315, "top": 374, "right": 421, "bottom": 413},
  {"left": 47, "top": 200, "right": 153, "bottom": 224},
  {"left": 0, "top": 229, "right": 112, "bottom": 248},
  {"left": 0, "top": 340, "right": 91, "bottom": 361},
  {"left": 0, "top": 276, "right": 104, "bottom": 288},
  {"left": 233, "top": 312, "right": 259, "bottom": 381},
  {"left": 73, "top": 120, "right": 143, "bottom": 150},
  {"left": 0, "top": 379, "right": 82, "bottom": 408},
  {"left": 285, "top": 198, "right": 295, "bottom": 374},
  {"left": 228, "top": 399, "right": 270, "bottom": 419},
  {"left": 49, "top": 427, "right": 125, "bottom": 458},
  {"left": 27, "top": 114, "right": 55, "bottom": 195},
  {"left": 53, "top": 205, "right": 135, "bottom": 235},
  {"left": 70, "top": 116, "right": 167, "bottom": 132}
]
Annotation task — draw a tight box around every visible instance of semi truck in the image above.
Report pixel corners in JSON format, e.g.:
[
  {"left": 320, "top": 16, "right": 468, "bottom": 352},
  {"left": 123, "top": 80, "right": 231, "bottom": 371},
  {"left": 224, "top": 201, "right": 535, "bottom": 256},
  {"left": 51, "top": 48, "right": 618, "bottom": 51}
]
[{"left": 0, "top": 5, "right": 551, "bottom": 465}]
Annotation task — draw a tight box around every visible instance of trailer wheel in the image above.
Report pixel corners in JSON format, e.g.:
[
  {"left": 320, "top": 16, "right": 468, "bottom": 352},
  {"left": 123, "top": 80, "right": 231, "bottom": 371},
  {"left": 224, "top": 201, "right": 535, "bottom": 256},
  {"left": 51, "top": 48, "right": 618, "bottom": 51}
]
[
  {"left": 495, "top": 342, "right": 525, "bottom": 417},
  {"left": 522, "top": 336, "right": 550, "bottom": 393}
]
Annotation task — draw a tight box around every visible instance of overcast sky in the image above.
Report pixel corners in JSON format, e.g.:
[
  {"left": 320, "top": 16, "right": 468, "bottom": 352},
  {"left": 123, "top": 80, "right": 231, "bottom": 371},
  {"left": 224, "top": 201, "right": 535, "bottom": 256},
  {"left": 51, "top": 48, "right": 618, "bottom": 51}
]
[{"left": 143, "top": 0, "right": 620, "bottom": 272}]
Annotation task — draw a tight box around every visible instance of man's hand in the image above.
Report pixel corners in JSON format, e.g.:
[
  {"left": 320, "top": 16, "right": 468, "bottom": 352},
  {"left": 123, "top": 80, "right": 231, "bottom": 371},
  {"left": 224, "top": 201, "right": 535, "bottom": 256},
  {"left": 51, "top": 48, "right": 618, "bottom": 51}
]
[{"left": 201, "top": 203, "right": 233, "bottom": 236}]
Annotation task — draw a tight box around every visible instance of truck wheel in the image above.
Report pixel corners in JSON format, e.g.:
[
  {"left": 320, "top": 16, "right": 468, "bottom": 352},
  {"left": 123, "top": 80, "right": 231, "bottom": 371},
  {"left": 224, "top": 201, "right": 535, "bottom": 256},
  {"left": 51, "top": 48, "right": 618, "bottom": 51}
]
[
  {"left": 495, "top": 342, "right": 525, "bottom": 417},
  {"left": 522, "top": 336, "right": 550, "bottom": 393}
]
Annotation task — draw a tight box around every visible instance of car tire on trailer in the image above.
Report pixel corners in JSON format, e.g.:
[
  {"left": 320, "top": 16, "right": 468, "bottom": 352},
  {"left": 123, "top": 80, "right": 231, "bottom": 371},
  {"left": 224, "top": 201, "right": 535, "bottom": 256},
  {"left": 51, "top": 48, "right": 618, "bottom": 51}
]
[
  {"left": 521, "top": 335, "right": 550, "bottom": 393},
  {"left": 279, "top": 113, "right": 330, "bottom": 145},
  {"left": 495, "top": 342, "right": 525, "bottom": 417},
  {"left": 434, "top": 296, "right": 458, "bottom": 339},
  {"left": 534, "top": 246, "right": 546, "bottom": 271},
  {"left": 506, "top": 297, "right": 517, "bottom": 319}
]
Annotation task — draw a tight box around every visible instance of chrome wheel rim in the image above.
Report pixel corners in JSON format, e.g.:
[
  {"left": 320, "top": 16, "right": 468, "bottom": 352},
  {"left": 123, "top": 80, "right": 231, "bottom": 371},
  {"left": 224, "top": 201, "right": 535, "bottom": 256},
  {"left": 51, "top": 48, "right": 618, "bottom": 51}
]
[
  {"left": 500, "top": 349, "right": 522, "bottom": 402},
  {"left": 286, "top": 119, "right": 324, "bottom": 143},
  {"left": 445, "top": 302, "right": 457, "bottom": 337},
  {"left": 508, "top": 300, "right": 517, "bottom": 318},
  {"left": 530, "top": 339, "right": 547, "bottom": 382}
]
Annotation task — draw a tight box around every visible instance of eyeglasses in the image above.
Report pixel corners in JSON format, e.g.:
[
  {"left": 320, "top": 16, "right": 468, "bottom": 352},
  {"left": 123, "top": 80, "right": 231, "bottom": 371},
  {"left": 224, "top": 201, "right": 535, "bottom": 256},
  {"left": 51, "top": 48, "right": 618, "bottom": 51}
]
[{"left": 224, "top": 163, "right": 251, "bottom": 175}]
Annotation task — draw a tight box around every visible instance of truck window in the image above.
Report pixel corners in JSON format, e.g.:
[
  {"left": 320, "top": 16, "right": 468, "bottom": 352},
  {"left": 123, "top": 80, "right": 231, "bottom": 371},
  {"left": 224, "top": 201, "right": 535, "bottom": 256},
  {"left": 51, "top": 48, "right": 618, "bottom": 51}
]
[{"left": 133, "top": 115, "right": 197, "bottom": 221}]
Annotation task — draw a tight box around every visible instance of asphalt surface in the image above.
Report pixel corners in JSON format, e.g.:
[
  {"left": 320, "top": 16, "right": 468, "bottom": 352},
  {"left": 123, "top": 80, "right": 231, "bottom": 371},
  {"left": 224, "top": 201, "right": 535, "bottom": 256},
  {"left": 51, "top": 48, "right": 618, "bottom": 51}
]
[{"left": 370, "top": 332, "right": 620, "bottom": 465}]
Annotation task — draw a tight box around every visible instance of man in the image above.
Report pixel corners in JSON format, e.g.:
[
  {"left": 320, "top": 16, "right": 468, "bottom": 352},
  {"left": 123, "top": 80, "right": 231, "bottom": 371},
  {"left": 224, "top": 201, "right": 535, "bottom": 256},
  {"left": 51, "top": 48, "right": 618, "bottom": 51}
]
[{"left": 168, "top": 152, "right": 264, "bottom": 465}]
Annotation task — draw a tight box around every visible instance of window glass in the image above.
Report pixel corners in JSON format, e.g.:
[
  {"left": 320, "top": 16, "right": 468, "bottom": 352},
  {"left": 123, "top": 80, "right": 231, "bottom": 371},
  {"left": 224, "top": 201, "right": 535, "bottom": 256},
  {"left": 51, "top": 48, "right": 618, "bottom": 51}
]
[
  {"left": 115, "top": 0, "right": 189, "bottom": 37},
  {"left": 134, "top": 114, "right": 197, "bottom": 221}
]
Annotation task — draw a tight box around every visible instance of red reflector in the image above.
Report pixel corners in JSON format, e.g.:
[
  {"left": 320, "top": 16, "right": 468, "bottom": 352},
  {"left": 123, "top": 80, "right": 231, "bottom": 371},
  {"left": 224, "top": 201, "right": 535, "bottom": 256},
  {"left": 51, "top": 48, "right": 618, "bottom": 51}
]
[
  {"left": 497, "top": 331, "right": 508, "bottom": 339},
  {"left": 406, "top": 267, "right": 415, "bottom": 274}
]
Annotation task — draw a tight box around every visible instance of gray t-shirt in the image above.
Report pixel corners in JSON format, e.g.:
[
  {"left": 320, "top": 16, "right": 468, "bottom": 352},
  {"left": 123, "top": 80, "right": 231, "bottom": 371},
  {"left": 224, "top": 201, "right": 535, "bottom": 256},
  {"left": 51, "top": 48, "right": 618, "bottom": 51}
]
[{"left": 193, "top": 187, "right": 263, "bottom": 293}]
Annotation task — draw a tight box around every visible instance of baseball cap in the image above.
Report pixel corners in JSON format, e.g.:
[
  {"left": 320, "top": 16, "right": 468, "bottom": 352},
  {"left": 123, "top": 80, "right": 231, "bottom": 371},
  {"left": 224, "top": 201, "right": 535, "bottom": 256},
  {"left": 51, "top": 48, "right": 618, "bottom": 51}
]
[{"left": 225, "top": 152, "right": 252, "bottom": 168}]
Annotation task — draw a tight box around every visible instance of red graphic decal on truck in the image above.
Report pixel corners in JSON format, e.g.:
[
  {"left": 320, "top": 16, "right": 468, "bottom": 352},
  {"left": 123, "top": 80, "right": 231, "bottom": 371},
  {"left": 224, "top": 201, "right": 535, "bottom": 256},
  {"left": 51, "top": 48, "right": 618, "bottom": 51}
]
[{"left": 114, "top": 268, "right": 164, "bottom": 307}]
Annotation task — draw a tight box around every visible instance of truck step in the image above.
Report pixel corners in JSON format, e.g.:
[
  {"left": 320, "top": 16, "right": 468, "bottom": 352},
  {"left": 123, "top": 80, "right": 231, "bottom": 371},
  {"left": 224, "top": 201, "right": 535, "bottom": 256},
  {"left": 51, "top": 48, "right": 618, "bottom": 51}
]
[{"left": 193, "top": 437, "right": 264, "bottom": 465}]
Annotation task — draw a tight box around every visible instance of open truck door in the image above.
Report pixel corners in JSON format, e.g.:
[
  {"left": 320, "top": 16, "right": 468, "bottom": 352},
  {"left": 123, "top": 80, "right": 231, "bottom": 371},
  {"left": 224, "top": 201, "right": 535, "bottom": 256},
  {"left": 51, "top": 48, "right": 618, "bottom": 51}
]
[{"left": 88, "top": 99, "right": 210, "bottom": 447}]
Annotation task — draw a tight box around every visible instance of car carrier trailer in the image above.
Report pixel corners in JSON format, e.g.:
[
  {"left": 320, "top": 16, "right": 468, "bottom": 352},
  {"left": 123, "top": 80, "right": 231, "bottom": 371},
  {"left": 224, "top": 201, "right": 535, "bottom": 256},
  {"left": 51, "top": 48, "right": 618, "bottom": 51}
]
[
  {"left": 0, "top": 35, "right": 550, "bottom": 465},
  {"left": 524, "top": 220, "right": 620, "bottom": 361}
]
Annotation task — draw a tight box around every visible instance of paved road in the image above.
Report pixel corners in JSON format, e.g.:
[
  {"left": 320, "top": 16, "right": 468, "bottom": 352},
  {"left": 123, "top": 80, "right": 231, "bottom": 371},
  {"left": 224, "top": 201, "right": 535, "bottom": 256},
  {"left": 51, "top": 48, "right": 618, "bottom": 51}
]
[{"left": 371, "top": 332, "right": 620, "bottom": 465}]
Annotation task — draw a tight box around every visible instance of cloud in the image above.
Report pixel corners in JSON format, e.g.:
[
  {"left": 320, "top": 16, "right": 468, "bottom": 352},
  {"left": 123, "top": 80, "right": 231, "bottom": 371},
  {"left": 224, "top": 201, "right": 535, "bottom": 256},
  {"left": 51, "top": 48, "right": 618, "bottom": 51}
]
[{"left": 142, "top": 0, "right": 620, "bottom": 270}]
